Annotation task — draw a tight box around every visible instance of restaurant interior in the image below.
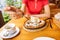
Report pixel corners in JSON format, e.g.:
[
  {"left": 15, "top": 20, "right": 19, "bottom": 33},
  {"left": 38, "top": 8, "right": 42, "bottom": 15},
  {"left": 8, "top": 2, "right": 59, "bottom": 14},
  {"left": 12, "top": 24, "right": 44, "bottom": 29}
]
[{"left": 0, "top": 0, "right": 60, "bottom": 40}]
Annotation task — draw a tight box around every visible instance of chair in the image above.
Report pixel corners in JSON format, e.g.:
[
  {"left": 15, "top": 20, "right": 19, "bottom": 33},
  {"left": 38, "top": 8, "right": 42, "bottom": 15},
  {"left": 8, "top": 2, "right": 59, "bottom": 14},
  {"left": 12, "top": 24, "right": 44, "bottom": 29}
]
[{"left": 0, "top": 11, "right": 5, "bottom": 28}]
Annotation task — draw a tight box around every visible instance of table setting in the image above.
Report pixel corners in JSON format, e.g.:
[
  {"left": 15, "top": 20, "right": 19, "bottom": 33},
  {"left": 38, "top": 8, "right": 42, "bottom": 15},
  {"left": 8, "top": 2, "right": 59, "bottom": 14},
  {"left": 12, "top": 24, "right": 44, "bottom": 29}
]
[
  {"left": 23, "top": 16, "right": 48, "bottom": 32},
  {"left": 0, "top": 13, "right": 60, "bottom": 40}
]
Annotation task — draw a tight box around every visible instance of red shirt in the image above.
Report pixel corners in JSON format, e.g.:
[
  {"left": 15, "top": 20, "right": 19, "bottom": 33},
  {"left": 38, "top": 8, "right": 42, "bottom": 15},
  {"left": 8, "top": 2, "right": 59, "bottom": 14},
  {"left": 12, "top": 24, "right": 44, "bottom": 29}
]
[{"left": 23, "top": 0, "right": 48, "bottom": 15}]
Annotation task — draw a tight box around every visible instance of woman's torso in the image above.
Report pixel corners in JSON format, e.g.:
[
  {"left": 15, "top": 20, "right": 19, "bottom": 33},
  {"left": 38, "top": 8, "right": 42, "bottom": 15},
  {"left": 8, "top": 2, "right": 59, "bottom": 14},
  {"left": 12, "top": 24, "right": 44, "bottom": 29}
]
[{"left": 26, "top": 0, "right": 44, "bottom": 15}]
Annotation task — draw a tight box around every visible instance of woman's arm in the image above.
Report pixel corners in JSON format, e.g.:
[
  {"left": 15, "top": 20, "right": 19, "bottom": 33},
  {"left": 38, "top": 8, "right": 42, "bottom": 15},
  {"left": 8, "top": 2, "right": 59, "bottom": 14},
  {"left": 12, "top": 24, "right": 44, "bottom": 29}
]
[
  {"left": 32, "top": 4, "right": 50, "bottom": 18},
  {"left": 21, "top": 4, "right": 26, "bottom": 13}
]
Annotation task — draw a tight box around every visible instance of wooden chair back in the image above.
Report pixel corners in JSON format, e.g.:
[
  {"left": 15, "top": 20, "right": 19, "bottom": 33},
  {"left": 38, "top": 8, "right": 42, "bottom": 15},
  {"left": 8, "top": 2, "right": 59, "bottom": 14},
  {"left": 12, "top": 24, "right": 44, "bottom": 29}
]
[{"left": 0, "top": 11, "right": 5, "bottom": 28}]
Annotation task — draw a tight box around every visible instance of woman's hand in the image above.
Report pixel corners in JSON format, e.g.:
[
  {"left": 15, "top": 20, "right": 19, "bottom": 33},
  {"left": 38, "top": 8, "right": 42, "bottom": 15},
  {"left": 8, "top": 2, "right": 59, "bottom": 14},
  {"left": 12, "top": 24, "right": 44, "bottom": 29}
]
[
  {"left": 24, "top": 13, "right": 31, "bottom": 19},
  {"left": 31, "top": 14, "right": 50, "bottom": 20}
]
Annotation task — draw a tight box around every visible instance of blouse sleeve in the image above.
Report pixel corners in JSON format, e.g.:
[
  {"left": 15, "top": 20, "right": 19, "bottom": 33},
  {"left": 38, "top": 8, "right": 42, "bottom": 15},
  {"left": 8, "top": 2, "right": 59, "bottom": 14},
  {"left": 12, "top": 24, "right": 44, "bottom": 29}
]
[
  {"left": 43, "top": 0, "right": 49, "bottom": 6},
  {"left": 22, "top": 0, "right": 27, "bottom": 4}
]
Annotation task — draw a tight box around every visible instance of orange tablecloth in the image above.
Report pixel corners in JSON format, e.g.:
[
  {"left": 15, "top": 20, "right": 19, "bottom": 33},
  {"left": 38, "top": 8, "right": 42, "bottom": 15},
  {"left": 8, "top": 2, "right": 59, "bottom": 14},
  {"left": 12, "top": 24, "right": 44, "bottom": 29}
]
[{"left": 1, "top": 17, "right": 60, "bottom": 40}]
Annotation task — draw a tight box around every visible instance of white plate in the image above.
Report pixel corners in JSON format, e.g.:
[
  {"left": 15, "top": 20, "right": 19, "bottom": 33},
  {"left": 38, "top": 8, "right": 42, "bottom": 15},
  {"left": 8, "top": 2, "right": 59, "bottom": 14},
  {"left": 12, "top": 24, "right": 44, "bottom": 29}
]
[
  {"left": 33, "top": 37, "right": 56, "bottom": 40},
  {"left": 23, "top": 22, "right": 48, "bottom": 32},
  {"left": 0, "top": 27, "right": 20, "bottom": 38}
]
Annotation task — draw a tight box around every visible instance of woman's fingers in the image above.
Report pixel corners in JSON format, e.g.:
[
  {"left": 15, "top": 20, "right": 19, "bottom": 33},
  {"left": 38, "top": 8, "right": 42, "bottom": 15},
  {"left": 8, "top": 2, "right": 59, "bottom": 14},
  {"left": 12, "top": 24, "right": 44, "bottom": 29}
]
[
  {"left": 4, "top": 6, "right": 11, "bottom": 11},
  {"left": 24, "top": 14, "right": 31, "bottom": 19}
]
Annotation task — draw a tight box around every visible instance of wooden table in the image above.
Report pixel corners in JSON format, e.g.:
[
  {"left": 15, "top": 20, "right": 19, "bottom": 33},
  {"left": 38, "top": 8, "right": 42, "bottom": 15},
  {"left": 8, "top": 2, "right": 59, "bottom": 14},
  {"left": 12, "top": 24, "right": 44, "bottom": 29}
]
[{"left": 0, "top": 17, "right": 60, "bottom": 40}]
